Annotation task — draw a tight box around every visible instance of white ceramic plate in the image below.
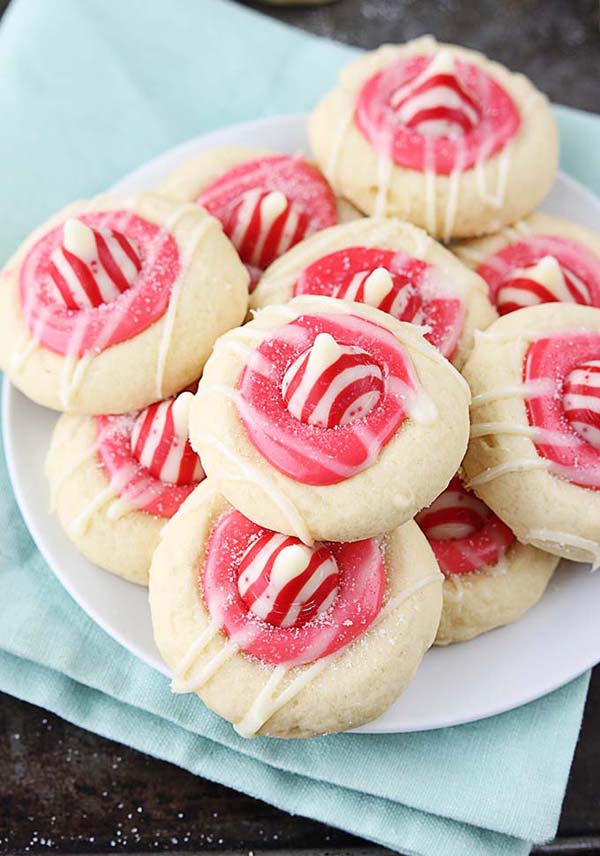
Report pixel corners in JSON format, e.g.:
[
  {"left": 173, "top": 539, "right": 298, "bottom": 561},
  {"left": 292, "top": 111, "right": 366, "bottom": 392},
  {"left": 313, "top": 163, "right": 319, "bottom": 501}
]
[{"left": 4, "top": 114, "right": 600, "bottom": 734}]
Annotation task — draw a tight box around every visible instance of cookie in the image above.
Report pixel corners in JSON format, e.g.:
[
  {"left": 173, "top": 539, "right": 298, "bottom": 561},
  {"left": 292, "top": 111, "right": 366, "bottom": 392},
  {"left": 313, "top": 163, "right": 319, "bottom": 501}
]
[
  {"left": 149, "top": 482, "right": 443, "bottom": 738},
  {"left": 252, "top": 217, "right": 496, "bottom": 368},
  {"left": 45, "top": 388, "right": 205, "bottom": 585},
  {"left": 189, "top": 295, "right": 470, "bottom": 543},
  {"left": 453, "top": 212, "right": 600, "bottom": 315},
  {"left": 309, "top": 36, "right": 558, "bottom": 240},
  {"left": 158, "top": 147, "right": 345, "bottom": 290},
  {"left": 0, "top": 193, "right": 248, "bottom": 414},
  {"left": 462, "top": 303, "right": 600, "bottom": 566},
  {"left": 416, "top": 475, "right": 558, "bottom": 644}
]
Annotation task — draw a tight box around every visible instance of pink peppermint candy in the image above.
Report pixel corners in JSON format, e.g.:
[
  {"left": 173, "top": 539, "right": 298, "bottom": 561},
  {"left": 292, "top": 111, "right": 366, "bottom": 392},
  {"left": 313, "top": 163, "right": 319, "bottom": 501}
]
[
  {"left": 525, "top": 333, "right": 600, "bottom": 489},
  {"left": 197, "top": 155, "right": 337, "bottom": 289},
  {"left": 416, "top": 476, "right": 514, "bottom": 575},
  {"left": 281, "top": 334, "right": 384, "bottom": 429},
  {"left": 48, "top": 219, "right": 141, "bottom": 310},
  {"left": 202, "top": 510, "right": 385, "bottom": 666},
  {"left": 563, "top": 360, "right": 600, "bottom": 451},
  {"left": 293, "top": 246, "right": 464, "bottom": 360},
  {"left": 237, "top": 532, "right": 339, "bottom": 629},
  {"left": 477, "top": 235, "right": 600, "bottom": 316},
  {"left": 355, "top": 51, "right": 520, "bottom": 174},
  {"left": 130, "top": 391, "right": 204, "bottom": 486}
]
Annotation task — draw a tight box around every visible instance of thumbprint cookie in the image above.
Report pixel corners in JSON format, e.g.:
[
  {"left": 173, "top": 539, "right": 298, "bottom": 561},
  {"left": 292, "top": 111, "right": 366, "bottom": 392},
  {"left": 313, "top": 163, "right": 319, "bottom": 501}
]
[{"left": 309, "top": 36, "right": 557, "bottom": 239}]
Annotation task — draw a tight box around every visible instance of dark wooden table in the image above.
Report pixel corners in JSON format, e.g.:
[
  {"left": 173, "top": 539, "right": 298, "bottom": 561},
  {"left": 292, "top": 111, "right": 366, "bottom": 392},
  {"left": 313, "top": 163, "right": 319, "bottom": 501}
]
[{"left": 1, "top": 0, "right": 599, "bottom": 853}]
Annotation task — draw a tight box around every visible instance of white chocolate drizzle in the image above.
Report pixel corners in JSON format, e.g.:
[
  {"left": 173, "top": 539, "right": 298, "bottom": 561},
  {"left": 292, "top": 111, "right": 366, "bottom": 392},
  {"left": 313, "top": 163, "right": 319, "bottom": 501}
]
[
  {"left": 325, "top": 102, "right": 355, "bottom": 185},
  {"left": 470, "top": 379, "right": 554, "bottom": 408},
  {"left": 194, "top": 430, "right": 312, "bottom": 545},
  {"left": 234, "top": 570, "right": 442, "bottom": 737},
  {"left": 470, "top": 421, "right": 576, "bottom": 447},
  {"left": 465, "top": 457, "right": 549, "bottom": 488},
  {"left": 526, "top": 529, "right": 600, "bottom": 570},
  {"left": 155, "top": 214, "right": 213, "bottom": 398}
]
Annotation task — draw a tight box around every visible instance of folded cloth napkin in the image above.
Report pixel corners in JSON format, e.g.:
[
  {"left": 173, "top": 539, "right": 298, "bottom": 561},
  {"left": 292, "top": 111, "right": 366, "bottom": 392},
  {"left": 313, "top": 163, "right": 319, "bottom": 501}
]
[{"left": 0, "top": 1, "right": 593, "bottom": 853}]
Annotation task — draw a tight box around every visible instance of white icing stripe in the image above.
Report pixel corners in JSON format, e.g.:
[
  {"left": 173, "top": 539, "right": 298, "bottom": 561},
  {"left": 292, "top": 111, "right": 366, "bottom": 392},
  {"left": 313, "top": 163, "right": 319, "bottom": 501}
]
[
  {"left": 470, "top": 379, "right": 555, "bottom": 407},
  {"left": 234, "top": 570, "right": 442, "bottom": 737},
  {"left": 155, "top": 216, "right": 213, "bottom": 398},
  {"left": 465, "top": 458, "right": 550, "bottom": 488},
  {"left": 194, "top": 431, "right": 312, "bottom": 545},
  {"left": 469, "top": 421, "right": 577, "bottom": 447},
  {"left": 325, "top": 102, "right": 354, "bottom": 184},
  {"left": 527, "top": 528, "right": 600, "bottom": 570}
]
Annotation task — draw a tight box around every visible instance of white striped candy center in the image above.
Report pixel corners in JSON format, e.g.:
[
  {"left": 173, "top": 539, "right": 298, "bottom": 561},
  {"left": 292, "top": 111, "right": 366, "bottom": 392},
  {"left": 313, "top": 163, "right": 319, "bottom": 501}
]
[
  {"left": 390, "top": 50, "right": 480, "bottom": 138},
  {"left": 496, "top": 255, "right": 591, "bottom": 315},
  {"left": 563, "top": 360, "right": 600, "bottom": 450},
  {"left": 130, "top": 391, "right": 204, "bottom": 485},
  {"left": 281, "top": 333, "right": 384, "bottom": 428},
  {"left": 48, "top": 218, "right": 141, "bottom": 309},
  {"left": 237, "top": 533, "right": 339, "bottom": 629}
]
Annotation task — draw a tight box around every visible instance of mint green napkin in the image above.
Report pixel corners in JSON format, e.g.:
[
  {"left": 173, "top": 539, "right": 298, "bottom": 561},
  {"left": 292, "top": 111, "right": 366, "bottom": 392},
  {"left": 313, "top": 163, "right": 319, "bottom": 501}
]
[{"left": 0, "top": 1, "right": 593, "bottom": 853}]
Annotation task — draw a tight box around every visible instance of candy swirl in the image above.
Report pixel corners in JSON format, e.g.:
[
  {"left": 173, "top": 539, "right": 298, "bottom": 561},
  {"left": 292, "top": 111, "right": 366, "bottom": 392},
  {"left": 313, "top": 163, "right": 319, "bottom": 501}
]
[
  {"left": 293, "top": 246, "right": 463, "bottom": 359},
  {"left": 525, "top": 333, "right": 600, "bottom": 489},
  {"left": 477, "top": 236, "right": 600, "bottom": 316},
  {"left": 563, "top": 361, "right": 600, "bottom": 450},
  {"left": 355, "top": 51, "right": 520, "bottom": 174},
  {"left": 237, "top": 533, "right": 339, "bottom": 628},
  {"left": 48, "top": 219, "right": 141, "bottom": 310},
  {"left": 197, "top": 155, "right": 337, "bottom": 288},
  {"left": 96, "top": 389, "right": 204, "bottom": 517},
  {"left": 237, "top": 313, "right": 420, "bottom": 486},
  {"left": 202, "top": 509, "right": 385, "bottom": 666},
  {"left": 20, "top": 211, "right": 180, "bottom": 356},
  {"left": 416, "top": 476, "right": 514, "bottom": 575}
]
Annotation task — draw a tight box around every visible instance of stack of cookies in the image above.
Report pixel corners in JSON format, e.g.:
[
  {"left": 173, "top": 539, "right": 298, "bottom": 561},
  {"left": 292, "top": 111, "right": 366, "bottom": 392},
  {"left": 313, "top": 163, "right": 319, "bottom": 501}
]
[{"left": 2, "top": 37, "right": 599, "bottom": 738}]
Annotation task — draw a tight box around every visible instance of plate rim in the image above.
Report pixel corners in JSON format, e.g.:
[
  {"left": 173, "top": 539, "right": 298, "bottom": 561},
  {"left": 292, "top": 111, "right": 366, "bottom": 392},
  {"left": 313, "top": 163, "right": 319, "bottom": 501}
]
[{"left": 3, "top": 111, "right": 600, "bottom": 734}]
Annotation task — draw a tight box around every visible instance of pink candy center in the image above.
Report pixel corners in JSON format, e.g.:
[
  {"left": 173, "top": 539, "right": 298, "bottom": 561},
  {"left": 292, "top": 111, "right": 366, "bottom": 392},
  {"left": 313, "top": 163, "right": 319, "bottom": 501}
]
[
  {"left": 355, "top": 52, "right": 520, "bottom": 175},
  {"left": 202, "top": 509, "right": 385, "bottom": 666},
  {"left": 281, "top": 335, "right": 384, "bottom": 428},
  {"left": 236, "top": 533, "right": 339, "bottom": 629},
  {"left": 416, "top": 476, "right": 514, "bottom": 575},
  {"left": 237, "top": 313, "right": 418, "bottom": 486},
  {"left": 525, "top": 333, "right": 600, "bottom": 490},
  {"left": 477, "top": 236, "right": 600, "bottom": 316},
  {"left": 197, "top": 155, "right": 337, "bottom": 289},
  {"left": 293, "top": 246, "right": 464, "bottom": 360},
  {"left": 96, "top": 396, "right": 205, "bottom": 519},
  {"left": 19, "top": 211, "right": 180, "bottom": 357},
  {"left": 130, "top": 391, "right": 204, "bottom": 486},
  {"left": 562, "top": 361, "right": 600, "bottom": 451}
]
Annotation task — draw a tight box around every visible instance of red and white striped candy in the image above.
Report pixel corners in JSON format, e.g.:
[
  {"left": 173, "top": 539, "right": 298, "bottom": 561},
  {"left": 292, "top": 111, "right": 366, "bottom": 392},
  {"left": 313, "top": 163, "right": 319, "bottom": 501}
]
[
  {"left": 48, "top": 218, "right": 141, "bottom": 310},
  {"left": 390, "top": 50, "right": 480, "bottom": 138},
  {"left": 130, "top": 391, "right": 204, "bottom": 485},
  {"left": 563, "top": 360, "right": 600, "bottom": 450},
  {"left": 416, "top": 476, "right": 515, "bottom": 575},
  {"left": 224, "top": 188, "right": 311, "bottom": 272},
  {"left": 332, "top": 266, "right": 417, "bottom": 318},
  {"left": 281, "top": 333, "right": 384, "bottom": 428},
  {"left": 495, "top": 255, "right": 591, "bottom": 316},
  {"left": 416, "top": 478, "right": 490, "bottom": 541},
  {"left": 237, "top": 532, "right": 339, "bottom": 628}
]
